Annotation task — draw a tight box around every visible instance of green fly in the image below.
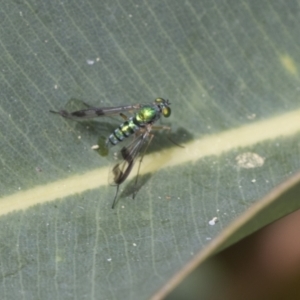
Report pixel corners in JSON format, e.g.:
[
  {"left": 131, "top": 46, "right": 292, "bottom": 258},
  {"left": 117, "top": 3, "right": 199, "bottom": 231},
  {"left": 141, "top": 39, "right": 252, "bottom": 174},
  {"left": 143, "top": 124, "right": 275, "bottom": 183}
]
[{"left": 50, "top": 98, "right": 173, "bottom": 208}]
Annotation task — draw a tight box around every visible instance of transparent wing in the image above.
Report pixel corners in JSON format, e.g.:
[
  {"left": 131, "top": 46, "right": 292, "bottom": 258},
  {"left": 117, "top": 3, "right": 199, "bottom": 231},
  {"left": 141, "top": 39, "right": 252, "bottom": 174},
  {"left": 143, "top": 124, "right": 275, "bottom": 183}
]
[
  {"left": 109, "top": 130, "right": 150, "bottom": 186},
  {"left": 50, "top": 103, "right": 143, "bottom": 121}
]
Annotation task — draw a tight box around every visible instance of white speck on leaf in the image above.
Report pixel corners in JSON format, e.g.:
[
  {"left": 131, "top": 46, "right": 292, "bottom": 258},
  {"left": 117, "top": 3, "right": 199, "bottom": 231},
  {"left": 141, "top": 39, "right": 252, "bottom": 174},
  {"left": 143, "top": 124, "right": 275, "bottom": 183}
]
[
  {"left": 247, "top": 113, "right": 256, "bottom": 120},
  {"left": 236, "top": 152, "right": 265, "bottom": 169},
  {"left": 209, "top": 217, "right": 218, "bottom": 226},
  {"left": 86, "top": 59, "right": 95, "bottom": 65}
]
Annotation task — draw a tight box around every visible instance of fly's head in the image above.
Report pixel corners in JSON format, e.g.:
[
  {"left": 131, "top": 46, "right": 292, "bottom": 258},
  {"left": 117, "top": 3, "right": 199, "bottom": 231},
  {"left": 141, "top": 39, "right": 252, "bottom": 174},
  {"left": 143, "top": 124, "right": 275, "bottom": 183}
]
[{"left": 154, "top": 98, "right": 171, "bottom": 118}]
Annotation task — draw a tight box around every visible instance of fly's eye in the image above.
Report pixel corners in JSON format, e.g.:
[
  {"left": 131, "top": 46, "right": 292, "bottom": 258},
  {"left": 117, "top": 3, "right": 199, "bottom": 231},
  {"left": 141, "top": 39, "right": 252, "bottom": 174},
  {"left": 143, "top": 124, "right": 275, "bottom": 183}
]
[{"left": 162, "top": 107, "right": 171, "bottom": 117}]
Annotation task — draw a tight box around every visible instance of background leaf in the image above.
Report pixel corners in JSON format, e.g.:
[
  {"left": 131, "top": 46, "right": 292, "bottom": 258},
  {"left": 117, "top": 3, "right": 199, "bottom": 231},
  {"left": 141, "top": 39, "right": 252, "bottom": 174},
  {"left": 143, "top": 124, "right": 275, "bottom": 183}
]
[{"left": 1, "top": 1, "right": 300, "bottom": 299}]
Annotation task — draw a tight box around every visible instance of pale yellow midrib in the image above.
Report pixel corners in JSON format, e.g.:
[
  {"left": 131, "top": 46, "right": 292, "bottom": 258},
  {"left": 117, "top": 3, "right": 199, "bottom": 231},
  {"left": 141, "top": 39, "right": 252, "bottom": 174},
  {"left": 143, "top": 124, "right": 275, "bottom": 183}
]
[{"left": 2, "top": 109, "right": 300, "bottom": 215}]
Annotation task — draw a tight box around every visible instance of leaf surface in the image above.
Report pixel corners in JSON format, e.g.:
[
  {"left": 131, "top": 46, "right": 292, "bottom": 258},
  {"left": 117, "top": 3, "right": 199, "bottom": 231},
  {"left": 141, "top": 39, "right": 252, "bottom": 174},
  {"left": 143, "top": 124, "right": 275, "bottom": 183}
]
[{"left": 1, "top": 1, "right": 300, "bottom": 299}]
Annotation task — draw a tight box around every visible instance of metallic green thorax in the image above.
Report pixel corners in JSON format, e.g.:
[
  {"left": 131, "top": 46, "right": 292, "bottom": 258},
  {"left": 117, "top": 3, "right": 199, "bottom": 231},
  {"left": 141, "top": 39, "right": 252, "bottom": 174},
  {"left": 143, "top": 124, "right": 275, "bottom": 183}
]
[
  {"left": 108, "top": 99, "right": 170, "bottom": 146},
  {"left": 135, "top": 106, "right": 158, "bottom": 124}
]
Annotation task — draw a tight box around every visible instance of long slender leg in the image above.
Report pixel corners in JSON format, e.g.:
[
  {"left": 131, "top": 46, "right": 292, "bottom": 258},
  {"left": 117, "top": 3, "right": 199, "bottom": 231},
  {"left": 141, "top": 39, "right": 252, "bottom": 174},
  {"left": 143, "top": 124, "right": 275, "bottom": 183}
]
[
  {"left": 151, "top": 125, "right": 171, "bottom": 130},
  {"left": 132, "top": 125, "right": 183, "bottom": 199},
  {"left": 110, "top": 145, "right": 136, "bottom": 208},
  {"left": 111, "top": 185, "right": 120, "bottom": 209},
  {"left": 119, "top": 113, "right": 128, "bottom": 121},
  {"left": 132, "top": 132, "right": 154, "bottom": 199}
]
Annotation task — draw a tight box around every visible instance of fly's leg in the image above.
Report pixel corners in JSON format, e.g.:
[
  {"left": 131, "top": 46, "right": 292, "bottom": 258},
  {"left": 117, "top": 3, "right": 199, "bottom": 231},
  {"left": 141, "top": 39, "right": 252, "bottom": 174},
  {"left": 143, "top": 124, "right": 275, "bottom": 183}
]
[
  {"left": 132, "top": 125, "right": 183, "bottom": 199},
  {"left": 132, "top": 132, "right": 154, "bottom": 199},
  {"left": 112, "top": 185, "right": 120, "bottom": 209},
  {"left": 119, "top": 113, "right": 128, "bottom": 121},
  {"left": 111, "top": 148, "right": 135, "bottom": 208}
]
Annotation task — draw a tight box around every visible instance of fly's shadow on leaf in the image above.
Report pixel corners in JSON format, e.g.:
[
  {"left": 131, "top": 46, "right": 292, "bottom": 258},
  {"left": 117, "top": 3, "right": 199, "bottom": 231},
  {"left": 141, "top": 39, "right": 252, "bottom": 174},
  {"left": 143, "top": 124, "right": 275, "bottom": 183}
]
[
  {"left": 147, "top": 127, "right": 192, "bottom": 154},
  {"left": 120, "top": 173, "right": 153, "bottom": 200}
]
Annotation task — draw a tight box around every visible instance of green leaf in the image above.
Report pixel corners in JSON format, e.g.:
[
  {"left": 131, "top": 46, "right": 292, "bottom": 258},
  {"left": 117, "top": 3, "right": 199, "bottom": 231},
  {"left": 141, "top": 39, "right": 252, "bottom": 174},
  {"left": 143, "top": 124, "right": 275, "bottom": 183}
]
[
  {"left": 1, "top": 1, "right": 300, "bottom": 299},
  {"left": 163, "top": 172, "right": 300, "bottom": 299}
]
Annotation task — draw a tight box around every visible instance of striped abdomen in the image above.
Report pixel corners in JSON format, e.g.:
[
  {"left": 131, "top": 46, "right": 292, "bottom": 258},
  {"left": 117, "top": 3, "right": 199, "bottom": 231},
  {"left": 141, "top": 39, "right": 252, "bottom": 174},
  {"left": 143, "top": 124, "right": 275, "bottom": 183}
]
[
  {"left": 107, "top": 105, "right": 158, "bottom": 146},
  {"left": 107, "top": 117, "right": 140, "bottom": 146}
]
